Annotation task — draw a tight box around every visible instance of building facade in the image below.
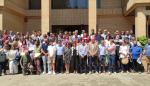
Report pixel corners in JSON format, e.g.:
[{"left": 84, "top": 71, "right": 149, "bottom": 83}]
[{"left": 0, "top": 0, "right": 150, "bottom": 38}]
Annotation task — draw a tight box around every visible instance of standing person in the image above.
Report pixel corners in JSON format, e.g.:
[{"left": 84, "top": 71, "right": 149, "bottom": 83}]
[
  {"left": 56, "top": 40, "right": 65, "bottom": 73},
  {"left": 64, "top": 43, "right": 72, "bottom": 74},
  {"left": 71, "top": 43, "right": 79, "bottom": 73},
  {"left": 78, "top": 40, "right": 88, "bottom": 73},
  {"left": 143, "top": 39, "right": 150, "bottom": 73},
  {"left": 98, "top": 40, "right": 107, "bottom": 73},
  {"left": 0, "top": 47, "right": 6, "bottom": 76},
  {"left": 88, "top": 38, "right": 98, "bottom": 73},
  {"left": 119, "top": 41, "right": 130, "bottom": 73},
  {"left": 6, "top": 44, "right": 18, "bottom": 74},
  {"left": 41, "top": 39, "right": 48, "bottom": 74},
  {"left": 33, "top": 40, "right": 41, "bottom": 75},
  {"left": 130, "top": 41, "right": 143, "bottom": 73},
  {"left": 107, "top": 39, "right": 116, "bottom": 74},
  {"left": 47, "top": 41, "right": 56, "bottom": 75}
]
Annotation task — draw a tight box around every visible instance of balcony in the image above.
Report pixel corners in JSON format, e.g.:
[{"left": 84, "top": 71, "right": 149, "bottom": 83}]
[
  {"left": 0, "top": 0, "right": 4, "bottom": 8},
  {"left": 123, "top": 0, "right": 150, "bottom": 16}
]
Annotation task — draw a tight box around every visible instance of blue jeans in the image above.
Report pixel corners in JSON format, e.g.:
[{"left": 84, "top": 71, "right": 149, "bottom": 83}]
[
  {"left": 98, "top": 55, "right": 106, "bottom": 72},
  {"left": 108, "top": 55, "right": 116, "bottom": 73},
  {"left": 42, "top": 56, "right": 49, "bottom": 73},
  {"left": 88, "top": 56, "right": 98, "bottom": 72}
]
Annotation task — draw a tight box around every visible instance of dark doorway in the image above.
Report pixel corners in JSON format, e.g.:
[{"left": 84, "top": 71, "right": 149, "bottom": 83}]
[
  {"left": 148, "top": 25, "right": 150, "bottom": 38},
  {"left": 52, "top": 25, "right": 88, "bottom": 34}
]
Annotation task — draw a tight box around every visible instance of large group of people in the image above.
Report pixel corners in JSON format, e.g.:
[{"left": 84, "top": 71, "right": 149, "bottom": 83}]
[{"left": 0, "top": 29, "right": 150, "bottom": 76}]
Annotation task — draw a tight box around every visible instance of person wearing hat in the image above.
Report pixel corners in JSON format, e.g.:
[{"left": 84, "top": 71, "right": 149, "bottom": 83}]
[{"left": 119, "top": 40, "right": 130, "bottom": 73}]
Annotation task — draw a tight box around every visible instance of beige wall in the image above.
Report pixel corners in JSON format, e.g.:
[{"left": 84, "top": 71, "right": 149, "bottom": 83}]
[
  {"left": 0, "top": 0, "right": 4, "bottom": 6},
  {"left": 3, "top": 10, "right": 25, "bottom": 32},
  {"left": 97, "top": 15, "right": 134, "bottom": 33},
  {"left": 0, "top": 10, "right": 3, "bottom": 31},
  {"left": 52, "top": 9, "right": 88, "bottom": 25},
  {"left": 101, "top": 0, "right": 121, "bottom": 9},
  {"left": 7, "top": 0, "right": 27, "bottom": 9},
  {"left": 26, "top": 18, "right": 41, "bottom": 32}
]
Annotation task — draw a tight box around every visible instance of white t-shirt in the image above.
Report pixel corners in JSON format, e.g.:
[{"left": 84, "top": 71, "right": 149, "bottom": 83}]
[
  {"left": 47, "top": 45, "right": 56, "bottom": 57},
  {"left": 119, "top": 45, "right": 129, "bottom": 58}
]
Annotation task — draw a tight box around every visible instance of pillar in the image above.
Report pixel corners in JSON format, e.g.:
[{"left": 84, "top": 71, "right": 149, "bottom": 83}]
[
  {"left": 135, "top": 7, "right": 146, "bottom": 38},
  {"left": 41, "top": 0, "right": 51, "bottom": 34},
  {"left": 88, "top": 0, "right": 97, "bottom": 34},
  {"left": 0, "top": 10, "right": 3, "bottom": 31}
]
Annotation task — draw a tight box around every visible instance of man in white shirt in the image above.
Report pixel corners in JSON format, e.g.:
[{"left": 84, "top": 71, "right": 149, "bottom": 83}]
[
  {"left": 47, "top": 41, "right": 56, "bottom": 75},
  {"left": 78, "top": 40, "right": 88, "bottom": 73}
]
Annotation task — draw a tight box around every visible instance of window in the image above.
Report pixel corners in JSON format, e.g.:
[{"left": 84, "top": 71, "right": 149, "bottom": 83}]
[
  {"left": 97, "top": 0, "right": 101, "bottom": 8},
  {"left": 146, "top": 6, "right": 150, "bottom": 10},
  {"left": 52, "top": 0, "right": 88, "bottom": 9},
  {"left": 29, "top": 0, "right": 41, "bottom": 10}
]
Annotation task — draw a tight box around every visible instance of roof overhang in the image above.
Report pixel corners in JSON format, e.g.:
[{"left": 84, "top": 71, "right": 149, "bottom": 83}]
[{"left": 124, "top": 0, "right": 150, "bottom": 16}]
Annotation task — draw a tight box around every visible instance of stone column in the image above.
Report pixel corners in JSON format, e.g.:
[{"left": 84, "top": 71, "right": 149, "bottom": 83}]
[
  {"left": 135, "top": 7, "right": 146, "bottom": 38},
  {"left": 0, "top": 10, "right": 3, "bottom": 31},
  {"left": 88, "top": 0, "right": 97, "bottom": 34},
  {"left": 41, "top": 0, "right": 51, "bottom": 34}
]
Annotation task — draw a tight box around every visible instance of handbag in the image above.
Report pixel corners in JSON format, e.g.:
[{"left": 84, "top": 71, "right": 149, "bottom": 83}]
[{"left": 121, "top": 57, "right": 129, "bottom": 65}]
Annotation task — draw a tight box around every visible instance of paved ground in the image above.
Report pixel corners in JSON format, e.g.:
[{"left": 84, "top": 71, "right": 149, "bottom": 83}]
[{"left": 0, "top": 73, "right": 150, "bottom": 86}]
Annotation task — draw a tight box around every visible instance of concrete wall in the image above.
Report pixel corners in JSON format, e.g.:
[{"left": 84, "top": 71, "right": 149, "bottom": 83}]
[
  {"left": 52, "top": 9, "right": 88, "bottom": 25},
  {"left": 0, "top": 10, "right": 3, "bottom": 31},
  {"left": 101, "top": 0, "right": 121, "bottom": 9},
  {"left": 97, "top": 15, "right": 134, "bottom": 33},
  {"left": 3, "top": 10, "right": 25, "bottom": 32},
  {"left": 26, "top": 18, "right": 41, "bottom": 32},
  {"left": 1, "top": 0, "right": 27, "bottom": 32}
]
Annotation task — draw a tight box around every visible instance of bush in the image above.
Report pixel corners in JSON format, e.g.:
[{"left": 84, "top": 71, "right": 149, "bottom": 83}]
[{"left": 137, "top": 36, "right": 147, "bottom": 48}]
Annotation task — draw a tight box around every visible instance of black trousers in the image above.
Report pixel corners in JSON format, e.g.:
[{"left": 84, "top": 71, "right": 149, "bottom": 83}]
[
  {"left": 56, "top": 55, "right": 64, "bottom": 73},
  {"left": 120, "top": 59, "right": 129, "bottom": 72},
  {"left": 70, "top": 55, "right": 79, "bottom": 73},
  {"left": 132, "top": 59, "right": 142, "bottom": 72},
  {"left": 79, "top": 56, "right": 87, "bottom": 73}
]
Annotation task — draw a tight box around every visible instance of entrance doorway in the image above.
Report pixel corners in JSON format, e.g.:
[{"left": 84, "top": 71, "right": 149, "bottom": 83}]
[
  {"left": 52, "top": 25, "right": 88, "bottom": 34},
  {"left": 148, "top": 25, "right": 150, "bottom": 38}
]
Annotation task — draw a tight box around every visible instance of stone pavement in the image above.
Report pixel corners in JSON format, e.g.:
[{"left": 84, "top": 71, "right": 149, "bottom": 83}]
[{"left": 0, "top": 73, "right": 150, "bottom": 86}]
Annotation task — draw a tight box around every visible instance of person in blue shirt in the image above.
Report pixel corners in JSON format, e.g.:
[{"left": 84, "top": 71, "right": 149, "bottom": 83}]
[
  {"left": 130, "top": 41, "right": 143, "bottom": 72},
  {"left": 41, "top": 39, "right": 48, "bottom": 74},
  {"left": 143, "top": 39, "right": 150, "bottom": 73},
  {"left": 56, "top": 40, "right": 65, "bottom": 73}
]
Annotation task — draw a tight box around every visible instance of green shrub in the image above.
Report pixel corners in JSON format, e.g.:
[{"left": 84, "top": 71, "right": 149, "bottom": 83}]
[{"left": 137, "top": 36, "right": 147, "bottom": 48}]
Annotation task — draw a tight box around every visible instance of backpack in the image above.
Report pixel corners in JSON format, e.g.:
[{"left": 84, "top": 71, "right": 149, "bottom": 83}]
[{"left": 0, "top": 51, "right": 6, "bottom": 63}]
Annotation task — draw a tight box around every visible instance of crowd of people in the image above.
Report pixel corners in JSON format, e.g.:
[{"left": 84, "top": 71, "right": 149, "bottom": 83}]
[{"left": 0, "top": 29, "right": 150, "bottom": 76}]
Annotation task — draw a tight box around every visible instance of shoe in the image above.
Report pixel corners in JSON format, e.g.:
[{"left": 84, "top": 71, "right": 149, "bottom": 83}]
[
  {"left": 88, "top": 71, "right": 92, "bottom": 74},
  {"left": 114, "top": 72, "right": 117, "bottom": 74},
  {"left": 53, "top": 71, "right": 56, "bottom": 75},
  {"left": 42, "top": 72, "right": 46, "bottom": 74},
  {"left": 108, "top": 72, "right": 112, "bottom": 75},
  {"left": 48, "top": 71, "right": 52, "bottom": 75}
]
